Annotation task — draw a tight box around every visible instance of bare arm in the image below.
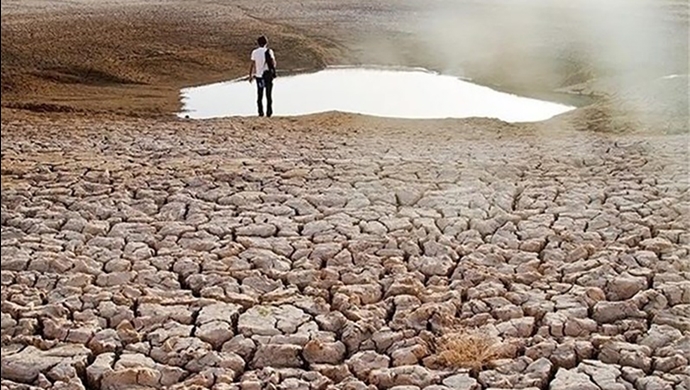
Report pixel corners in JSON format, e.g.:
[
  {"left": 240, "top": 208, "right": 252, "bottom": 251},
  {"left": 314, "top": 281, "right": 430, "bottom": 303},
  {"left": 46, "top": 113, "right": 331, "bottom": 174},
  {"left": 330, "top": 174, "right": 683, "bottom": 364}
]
[{"left": 248, "top": 61, "right": 255, "bottom": 82}]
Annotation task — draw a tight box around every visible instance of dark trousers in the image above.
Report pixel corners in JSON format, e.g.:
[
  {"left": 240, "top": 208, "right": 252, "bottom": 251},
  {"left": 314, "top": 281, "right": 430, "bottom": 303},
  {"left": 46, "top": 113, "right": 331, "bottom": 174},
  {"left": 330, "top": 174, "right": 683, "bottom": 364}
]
[{"left": 256, "top": 76, "right": 273, "bottom": 117}]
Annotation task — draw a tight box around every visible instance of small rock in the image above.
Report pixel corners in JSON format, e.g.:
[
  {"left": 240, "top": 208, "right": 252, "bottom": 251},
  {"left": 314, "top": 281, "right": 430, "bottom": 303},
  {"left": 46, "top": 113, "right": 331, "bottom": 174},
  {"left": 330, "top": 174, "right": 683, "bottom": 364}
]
[
  {"left": 639, "top": 237, "right": 673, "bottom": 254},
  {"left": 251, "top": 344, "right": 302, "bottom": 368},
  {"left": 607, "top": 274, "right": 648, "bottom": 301},
  {"left": 593, "top": 301, "right": 645, "bottom": 323},
  {"left": 347, "top": 350, "right": 390, "bottom": 379},
  {"left": 303, "top": 340, "right": 347, "bottom": 364},
  {"left": 86, "top": 353, "right": 115, "bottom": 388},
  {"left": 549, "top": 368, "right": 598, "bottom": 390},
  {"left": 197, "top": 320, "right": 234, "bottom": 350},
  {"left": 599, "top": 341, "right": 652, "bottom": 372},
  {"left": 442, "top": 373, "right": 480, "bottom": 390},
  {"left": 368, "top": 366, "right": 440, "bottom": 388}
]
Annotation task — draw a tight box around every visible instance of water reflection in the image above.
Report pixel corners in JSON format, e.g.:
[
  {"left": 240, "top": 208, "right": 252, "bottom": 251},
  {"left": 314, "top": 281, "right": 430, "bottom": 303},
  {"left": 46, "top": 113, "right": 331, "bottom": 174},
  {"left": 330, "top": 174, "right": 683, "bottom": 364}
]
[{"left": 179, "top": 67, "right": 575, "bottom": 122}]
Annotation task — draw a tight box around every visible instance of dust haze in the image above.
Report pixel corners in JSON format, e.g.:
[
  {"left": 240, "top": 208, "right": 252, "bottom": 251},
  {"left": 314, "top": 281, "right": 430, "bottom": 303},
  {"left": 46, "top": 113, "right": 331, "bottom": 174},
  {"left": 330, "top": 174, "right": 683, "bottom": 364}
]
[{"left": 349, "top": 0, "right": 688, "bottom": 131}]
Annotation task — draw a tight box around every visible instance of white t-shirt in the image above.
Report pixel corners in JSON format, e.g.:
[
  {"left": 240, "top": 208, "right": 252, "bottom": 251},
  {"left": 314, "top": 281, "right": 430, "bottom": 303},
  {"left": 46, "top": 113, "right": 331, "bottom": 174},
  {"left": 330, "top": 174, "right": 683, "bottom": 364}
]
[{"left": 251, "top": 47, "right": 275, "bottom": 76}]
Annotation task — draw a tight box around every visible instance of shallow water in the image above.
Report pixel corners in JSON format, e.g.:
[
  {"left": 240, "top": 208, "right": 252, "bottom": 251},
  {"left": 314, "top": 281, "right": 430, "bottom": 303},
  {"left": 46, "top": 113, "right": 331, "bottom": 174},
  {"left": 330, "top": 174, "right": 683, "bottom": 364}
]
[{"left": 179, "top": 67, "right": 575, "bottom": 122}]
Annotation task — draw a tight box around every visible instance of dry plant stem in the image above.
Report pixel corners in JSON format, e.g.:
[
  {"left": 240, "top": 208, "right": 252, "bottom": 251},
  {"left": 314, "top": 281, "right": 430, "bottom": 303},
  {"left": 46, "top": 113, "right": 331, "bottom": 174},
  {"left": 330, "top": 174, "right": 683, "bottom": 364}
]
[{"left": 435, "top": 331, "right": 504, "bottom": 371}]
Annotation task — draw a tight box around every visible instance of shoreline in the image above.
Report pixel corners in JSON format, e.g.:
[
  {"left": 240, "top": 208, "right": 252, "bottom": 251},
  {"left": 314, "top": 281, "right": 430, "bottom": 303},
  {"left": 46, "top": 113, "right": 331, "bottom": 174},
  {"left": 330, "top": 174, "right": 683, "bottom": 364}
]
[{"left": 179, "top": 64, "right": 599, "bottom": 115}]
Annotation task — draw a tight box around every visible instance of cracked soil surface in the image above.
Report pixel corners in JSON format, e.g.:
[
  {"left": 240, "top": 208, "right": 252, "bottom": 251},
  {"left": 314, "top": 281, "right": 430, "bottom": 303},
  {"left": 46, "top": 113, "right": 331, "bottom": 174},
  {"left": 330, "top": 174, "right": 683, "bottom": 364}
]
[{"left": 1, "top": 114, "right": 689, "bottom": 390}]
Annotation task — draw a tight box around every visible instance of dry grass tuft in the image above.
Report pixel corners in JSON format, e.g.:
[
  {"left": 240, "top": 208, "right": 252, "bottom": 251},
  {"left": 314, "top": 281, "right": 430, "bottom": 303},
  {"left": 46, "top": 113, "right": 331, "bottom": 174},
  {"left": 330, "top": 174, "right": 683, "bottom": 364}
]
[{"left": 434, "top": 330, "right": 505, "bottom": 370}]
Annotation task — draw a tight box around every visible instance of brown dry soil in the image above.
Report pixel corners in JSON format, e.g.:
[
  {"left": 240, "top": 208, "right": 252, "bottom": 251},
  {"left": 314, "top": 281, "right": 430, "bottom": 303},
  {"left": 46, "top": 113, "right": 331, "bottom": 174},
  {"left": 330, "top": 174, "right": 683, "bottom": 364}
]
[
  {"left": 1, "top": 1, "right": 690, "bottom": 390},
  {"left": 0, "top": 0, "right": 347, "bottom": 117}
]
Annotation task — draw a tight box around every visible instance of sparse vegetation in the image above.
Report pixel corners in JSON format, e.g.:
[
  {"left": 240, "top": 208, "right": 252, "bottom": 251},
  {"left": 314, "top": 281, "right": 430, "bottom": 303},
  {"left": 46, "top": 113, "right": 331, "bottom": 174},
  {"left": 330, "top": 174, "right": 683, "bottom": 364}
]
[{"left": 433, "top": 330, "right": 505, "bottom": 371}]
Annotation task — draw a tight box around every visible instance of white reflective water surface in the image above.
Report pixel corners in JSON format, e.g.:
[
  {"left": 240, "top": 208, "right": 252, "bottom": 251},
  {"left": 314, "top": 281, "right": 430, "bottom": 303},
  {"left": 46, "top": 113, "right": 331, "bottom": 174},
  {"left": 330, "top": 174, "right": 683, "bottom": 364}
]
[{"left": 179, "top": 67, "right": 575, "bottom": 122}]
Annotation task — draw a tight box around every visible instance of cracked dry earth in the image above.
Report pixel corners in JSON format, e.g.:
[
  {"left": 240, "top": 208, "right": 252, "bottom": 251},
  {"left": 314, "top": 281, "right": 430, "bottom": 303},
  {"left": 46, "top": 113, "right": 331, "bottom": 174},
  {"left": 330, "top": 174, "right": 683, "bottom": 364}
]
[{"left": 1, "top": 115, "right": 689, "bottom": 390}]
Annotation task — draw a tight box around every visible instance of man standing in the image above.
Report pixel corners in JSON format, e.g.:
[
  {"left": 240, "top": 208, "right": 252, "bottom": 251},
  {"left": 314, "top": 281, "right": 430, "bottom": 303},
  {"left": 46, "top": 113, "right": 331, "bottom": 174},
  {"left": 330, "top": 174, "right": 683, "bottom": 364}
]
[{"left": 249, "top": 36, "right": 276, "bottom": 117}]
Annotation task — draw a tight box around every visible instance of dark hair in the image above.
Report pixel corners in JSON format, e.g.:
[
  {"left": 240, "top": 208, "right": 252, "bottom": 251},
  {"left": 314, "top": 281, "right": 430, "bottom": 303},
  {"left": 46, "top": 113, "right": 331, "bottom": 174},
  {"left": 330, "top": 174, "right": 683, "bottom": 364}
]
[{"left": 257, "top": 36, "right": 268, "bottom": 47}]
